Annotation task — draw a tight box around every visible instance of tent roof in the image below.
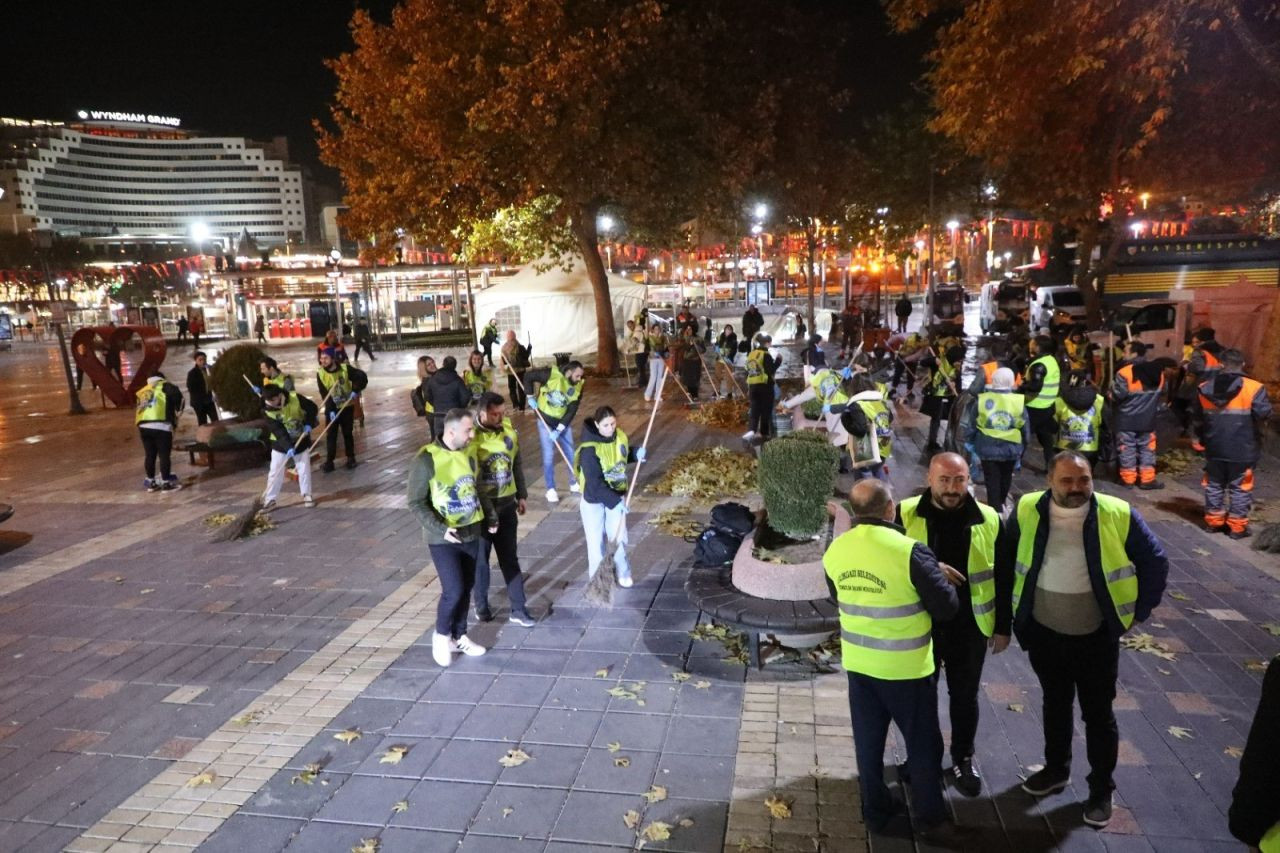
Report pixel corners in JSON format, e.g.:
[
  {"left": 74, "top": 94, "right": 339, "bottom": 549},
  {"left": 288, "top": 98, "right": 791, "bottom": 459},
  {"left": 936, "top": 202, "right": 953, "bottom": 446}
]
[{"left": 481, "top": 256, "right": 646, "bottom": 299}]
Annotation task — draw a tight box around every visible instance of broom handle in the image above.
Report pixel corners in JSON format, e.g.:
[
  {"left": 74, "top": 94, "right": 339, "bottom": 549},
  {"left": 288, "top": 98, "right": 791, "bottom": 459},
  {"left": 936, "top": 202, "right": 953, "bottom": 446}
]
[
  {"left": 291, "top": 385, "right": 337, "bottom": 451},
  {"left": 666, "top": 354, "right": 696, "bottom": 404},
  {"left": 608, "top": 370, "right": 667, "bottom": 542},
  {"left": 696, "top": 347, "right": 721, "bottom": 399},
  {"left": 502, "top": 361, "right": 575, "bottom": 472}
]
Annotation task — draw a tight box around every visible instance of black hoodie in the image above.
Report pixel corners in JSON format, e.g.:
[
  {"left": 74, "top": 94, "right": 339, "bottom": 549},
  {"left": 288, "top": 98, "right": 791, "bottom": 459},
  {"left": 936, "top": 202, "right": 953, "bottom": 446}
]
[
  {"left": 424, "top": 367, "right": 471, "bottom": 414},
  {"left": 577, "top": 418, "right": 639, "bottom": 509},
  {"left": 1197, "top": 371, "right": 1274, "bottom": 464}
]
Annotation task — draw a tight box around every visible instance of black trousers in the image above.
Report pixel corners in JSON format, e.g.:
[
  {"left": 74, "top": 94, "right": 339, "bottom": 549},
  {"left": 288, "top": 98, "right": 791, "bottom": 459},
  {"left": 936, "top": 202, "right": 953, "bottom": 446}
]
[
  {"left": 482, "top": 341, "right": 494, "bottom": 366},
  {"left": 507, "top": 372, "right": 528, "bottom": 411},
  {"left": 429, "top": 539, "right": 481, "bottom": 638},
  {"left": 680, "top": 360, "right": 701, "bottom": 398},
  {"left": 326, "top": 406, "right": 356, "bottom": 462},
  {"left": 933, "top": 612, "right": 989, "bottom": 763},
  {"left": 1027, "top": 406, "right": 1057, "bottom": 469},
  {"left": 353, "top": 338, "right": 376, "bottom": 360},
  {"left": 981, "top": 459, "right": 1016, "bottom": 512},
  {"left": 635, "top": 353, "right": 649, "bottom": 386},
  {"left": 1026, "top": 620, "right": 1120, "bottom": 794},
  {"left": 192, "top": 400, "right": 218, "bottom": 426},
  {"left": 748, "top": 384, "right": 774, "bottom": 436},
  {"left": 474, "top": 501, "right": 528, "bottom": 612},
  {"left": 139, "top": 428, "right": 173, "bottom": 479}
]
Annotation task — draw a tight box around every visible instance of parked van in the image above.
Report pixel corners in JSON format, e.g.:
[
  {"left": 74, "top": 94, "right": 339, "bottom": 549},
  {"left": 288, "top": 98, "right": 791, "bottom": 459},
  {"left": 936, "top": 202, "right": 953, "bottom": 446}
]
[
  {"left": 1030, "top": 285, "right": 1087, "bottom": 333},
  {"left": 979, "top": 278, "right": 1029, "bottom": 332}
]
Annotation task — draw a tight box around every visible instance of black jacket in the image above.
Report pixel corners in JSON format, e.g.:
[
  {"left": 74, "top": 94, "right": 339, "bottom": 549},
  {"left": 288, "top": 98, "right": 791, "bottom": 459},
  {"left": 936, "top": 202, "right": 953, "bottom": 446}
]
[
  {"left": 1195, "top": 371, "right": 1274, "bottom": 464},
  {"left": 186, "top": 365, "right": 214, "bottom": 405},
  {"left": 424, "top": 367, "right": 471, "bottom": 416},
  {"left": 825, "top": 518, "right": 959, "bottom": 624},
  {"left": 1230, "top": 655, "right": 1280, "bottom": 847},
  {"left": 577, "top": 418, "right": 639, "bottom": 509},
  {"left": 263, "top": 394, "right": 320, "bottom": 453},
  {"left": 316, "top": 364, "right": 368, "bottom": 414},
  {"left": 525, "top": 367, "right": 582, "bottom": 431}
]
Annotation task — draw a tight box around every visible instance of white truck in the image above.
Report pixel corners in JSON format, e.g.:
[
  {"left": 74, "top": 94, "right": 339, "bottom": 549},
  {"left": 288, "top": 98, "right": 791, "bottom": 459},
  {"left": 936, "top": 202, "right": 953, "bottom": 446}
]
[
  {"left": 1088, "top": 295, "right": 1194, "bottom": 362},
  {"left": 1029, "top": 284, "right": 1088, "bottom": 333},
  {"left": 979, "top": 278, "right": 1029, "bottom": 332}
]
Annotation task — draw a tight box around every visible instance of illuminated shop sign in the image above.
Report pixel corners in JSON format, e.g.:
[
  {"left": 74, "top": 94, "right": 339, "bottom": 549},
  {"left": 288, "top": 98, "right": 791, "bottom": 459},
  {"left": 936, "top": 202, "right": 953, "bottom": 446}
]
[{"left": 76, "top": 110, "right": 181, "bottom": 128}]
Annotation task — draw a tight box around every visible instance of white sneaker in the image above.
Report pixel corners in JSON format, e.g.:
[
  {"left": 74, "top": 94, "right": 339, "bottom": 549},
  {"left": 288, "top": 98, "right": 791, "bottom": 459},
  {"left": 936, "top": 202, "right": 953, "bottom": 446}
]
[
  {"left": 741, "top": 430, "right": 756, "bottom": 440},
  {"left": 546, "top": 488, "right": 560, "bottom": 503},
  {"left": 261, "top": 499, "right": 277, "bottom": 511},
  {"left": 455, "top": 635, "right": 487, "bottom": 657},
  {"left": 431, "top": 632, "right": 453, "bottom": 667},
  {"left": 617, "top": 574, "right": 634, "bottom": 588},
  {"left": 569, "top": 482, "right": 581, "bottom": 494},
  {"left": 302, "top": 495, "right": 315, "bottom": 508}
]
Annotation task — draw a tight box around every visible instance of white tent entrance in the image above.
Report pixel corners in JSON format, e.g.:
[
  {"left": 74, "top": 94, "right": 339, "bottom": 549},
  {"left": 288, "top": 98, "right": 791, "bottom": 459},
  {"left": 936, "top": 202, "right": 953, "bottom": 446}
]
[{"left": 473, "top": 257, "right": 646, "bottom": 359}]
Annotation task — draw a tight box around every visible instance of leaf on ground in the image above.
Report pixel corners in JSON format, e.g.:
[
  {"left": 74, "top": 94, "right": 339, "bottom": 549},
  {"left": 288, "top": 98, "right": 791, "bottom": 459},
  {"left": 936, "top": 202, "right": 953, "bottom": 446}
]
[
  {"left": 391, "top": 800, "right": 409, "bottom": 813},
  {"left": 614, "top": 756, "right": 631, "bottom": 768},
  {"left": 291, "top": 764, "right": 320, "bottom": 785},
  {"left": 636, "top": 699, "right": 646, "bottom": 706},
  {"left": 204, "top": 513, "right": 235, "bottom": 527},
  {"left": 113, "top": 576, "right": 125, "bottom": 584},
  {"left": 672, "top": 672, "right": 691, "bottom": 682},
  {"left": 607, "top": 741, "right": 622, "bottom": 753},
  {"left": 1157, "top": 667, "right": 1172, "bottom": 676},
  {"left": 1120, "top": 632, "right": 1178, "bottom": 661},
  {"left": 1169, "top": 590, "right": 1192, "bottom": 601},
  {"left": 185, "top": 770, "right": 216, "bottom": 788},
  {"left": 498, "top": 748, "right": 531, "bottom": 767},
  {"left": 1244, "top": 659, "right": 1269, "bottom": 673},
  {"left": 140, "top": 588, "right": 154, "bottom": 595},
  {"left": 379, "top": 745, "right": 410, "bottom": 764},
  {"left": 694, "top": 680, "right": 711, "bottom": 689},
  {"left": 334, "top": 727, "right": 362, "bottom": 744},
  {"left": 351, "top": 839, "right": 379, "bottom": 853},
  {"left": 606, "top": 686, "right": 638, "bottom": 700},
  {"left": 1261, "top": 622, "right": 1280, "bottom": 637},
  {"left": 595, "top": 667, "right": 612, "bottom": 678},
  {"left": 1191, "top": 547, "right": 1211, "bottom": 557},
  {"left": 642, "top": 785, "right": 668, "bottom": 803},
  {"left": 1168, "top": 726, "right": 1194, "bottom": 740},
  {"left": 231, "top": 710, "right": 265, "bottom": 726},
  {"left": 501, "top": 806, "right": 513, "bottom": 818},
  {"left": 678, "top": 818, "right": 694, "bottom": 828},
  {"left": 1225, "top": 746, "right": 1245, "bottom": 758},
  {"left": 622, "top": 809, "right": 642, "bottom": 829},
  {"left": 641, "top": 821, "right": 673, "bottom": 842},
  {"left": 1150, "top": 622, "right": 1166, "bottom": 628},
  {"left": 1193, "top": 771, "right": 1203, "bottom": 780},
  {"left": 764, "top": 794, "right": 793, "bottom": 819},
  {"left": 1007, "top": 703, "right": 1025, "bottom": 713},
  {"left": 1186, "top": 607, "right": 1207, "bottom": 615}
]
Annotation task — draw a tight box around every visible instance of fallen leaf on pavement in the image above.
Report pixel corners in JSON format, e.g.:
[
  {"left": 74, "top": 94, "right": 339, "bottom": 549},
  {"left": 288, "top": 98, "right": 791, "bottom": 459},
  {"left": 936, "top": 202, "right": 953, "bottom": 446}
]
[
  {"left": 291, "top": 763, "right": 322, "bottom": 785},
  {"left": 140, "top": 589, "right": 154, "bottom": 595},
  {"left": 672, "top": 672, "right": 691, "bottom": 682},
  {"left": 614, "top": 756, "right": 631, "bottom": 768},
  {"left": 1120, "top": 632, "right": 1177, "bottom": 661},
  {"left": 1167, "top": 726, "right": 1194, "bottom": 740},
  {"left": 1157, "top": 667, "right": 1172, "bottom": 676},
  {"left": 595, "top": 667, "right": 611, "bottom": 678},
  {"left": 1244, "top": 659, "right": 1269, "bottom": 673},
  {"left": 623, "top": 809, "right": 642, "bottom": 829},
  {"left": 334, "top": 727, "right": 362, "bottom": 744},
  {"left": 391, "top": 800, "right": 409, "bottom": 814},
  {"left": 1225, "top": 746, "right": 1245, "bottom": 758},
  {"left": 764, "top": 794, "right": 793, "bottom": 818},
  {"left": 641, "top": 821, "right": 672, "bottom": 842},
  {"left": 501, "top": 807, "right": 513, "bottom": 818},
  {"left": 642, "top": 785, "right": 668, "bottom": 803},
  {"left": 379, "top": 745, "right": 410, "bottom": 764},
  {"left": 1261, "top": 622, "right": 1280, "bottom": 637},
  {"left": 1007, "top": 703, "right": 1024, "bottom": 713},
  {"left": 1169, "top": 590, "right": 1191, "bottom": 601},
  {"left": 231, "top": 710, "right": 265, "bottom": 726},
  {"left": 113, "top": 576, "right": 125, "bottom": 584},
  {"left": 351, "top": 839, "right": 379, "bottom": 853},
  {"left": 498, "top": 748, "right": 531, "bottom": 767},
  {"left": 607, "top": 741, "right": 622, "bottom": 753},
  {"left": 1191, "top": 548, "right": 1211, "bottom": 557},
  {"left": 185, "top": 770, "right": 216, "bottom": 788},
  {"left": 678, "top": 818, "right": 694, "bottom": 828},
  {"left": 694, "top": 680, "right": 711, "bottom": 689},
  {"left": 606, "top": 686, "right": 638, "bottom": 700}
]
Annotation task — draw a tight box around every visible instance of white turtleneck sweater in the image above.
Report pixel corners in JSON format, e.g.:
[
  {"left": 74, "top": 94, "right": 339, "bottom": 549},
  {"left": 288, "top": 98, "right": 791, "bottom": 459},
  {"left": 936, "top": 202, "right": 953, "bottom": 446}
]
[{"left": 1033, "top": 499, "right": 1102, "bottom": 635}]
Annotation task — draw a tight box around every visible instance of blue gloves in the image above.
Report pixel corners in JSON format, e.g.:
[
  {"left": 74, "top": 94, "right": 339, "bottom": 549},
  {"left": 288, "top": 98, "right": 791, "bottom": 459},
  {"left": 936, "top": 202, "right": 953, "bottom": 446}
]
[
  {"left": 618, "top": 503, "right": 629, "bottom": 514},
  {"left": 554, "top": 424, "right": 565, "bottom": 436},
  {"left": 250, "top": 384, "right": 262, "bottom": 394},
  {"left": 286, "top": 449, "right": 296, "bottom": 459},
  {"left": 636, "top": 447, "right": 647, "bottom": 463},
  {"left": 821, "top": 403, "right": 831, "bottom": 415},
  {"left": 304, "top": 424, "right": 312, "bottom": 434},
  {"left": 529, "top": 397, "right": 539, "bottom": 412},
  {"left": 841, "top": 367, "right": 852, "bottom": 380}
]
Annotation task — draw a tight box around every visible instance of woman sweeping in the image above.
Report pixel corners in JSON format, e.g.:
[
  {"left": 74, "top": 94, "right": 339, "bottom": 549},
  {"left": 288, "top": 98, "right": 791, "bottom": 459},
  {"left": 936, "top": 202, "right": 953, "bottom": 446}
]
[{"left": 575, "top": 406, "right": 646, "bottom": 589}]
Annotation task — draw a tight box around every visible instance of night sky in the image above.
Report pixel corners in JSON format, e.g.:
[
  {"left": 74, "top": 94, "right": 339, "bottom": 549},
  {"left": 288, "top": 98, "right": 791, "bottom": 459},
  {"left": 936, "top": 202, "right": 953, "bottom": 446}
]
[{"left": 1, "top": 1, "right": 926, "bottom": 188}]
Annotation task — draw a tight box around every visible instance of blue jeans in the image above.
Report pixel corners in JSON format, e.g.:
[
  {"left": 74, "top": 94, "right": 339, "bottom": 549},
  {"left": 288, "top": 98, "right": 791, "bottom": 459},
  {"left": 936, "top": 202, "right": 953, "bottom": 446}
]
[
  {"left": 852, "top": 462, "right": 887, "bottom": 482},
  {"left": 537, "top": 418, "right": 577, "bottom": 491},
  {"left": 579, "top": 499, "right": 630, "bottom": 581}
]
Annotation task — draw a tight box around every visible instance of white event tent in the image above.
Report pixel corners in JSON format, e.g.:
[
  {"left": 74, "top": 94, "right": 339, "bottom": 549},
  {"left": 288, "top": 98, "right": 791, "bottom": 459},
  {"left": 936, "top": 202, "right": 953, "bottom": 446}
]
[{"left": 473, "top": 257, "right": 647, "bottom": 358}]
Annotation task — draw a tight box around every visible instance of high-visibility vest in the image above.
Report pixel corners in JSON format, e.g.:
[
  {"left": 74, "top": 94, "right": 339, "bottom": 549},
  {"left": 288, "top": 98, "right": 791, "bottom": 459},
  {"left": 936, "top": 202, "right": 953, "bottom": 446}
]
[
  {"left": 1065, "top": 338, "right": 1090, "bottom": 371},
  {"left": 1053, "top": 396, "right": 1103, "bottom": 451},
  {"left": 899, "top": 495, "right": 1000, "bottom": 637},
  {"left": 1012, "top": 491, "right": 1137, "bottom": 629},
  {"left": 823, "top": 523, "right": 934, "bottom": 680},
  {"left": 810, "top": 369, "right": 849, "bottom": 407},
  {"left": 463, "top": 367, "right": 491, "bottom": 399},
  {"left": 928, "top": 357, "right": 958, "bottom": 397},
  {"left": 473, "top": 418, "right": 519, "bottom": 500},
  {"left": 1260, "top": 819, "right": 1280, "bottom": 853},
  {"left": 1198, "top": 375, "right": 1266, "bottom": 461},
  {"left": 1026, "top": 355, "right": 1060, "bottom": 409},
  {"left": 265, "top": 393, "right": 307, "bottom": 440},
  {"left": 318, "top": 364, "right": 354, "bottom": 405},
  {"left": 746, "top": 348, "right": 769, "bottom": 385},
  {"left": 536, "top": 364, "right": 582, "bottom": 419},
  {"left": 420, "top": 442, "right": 483, "bottom": 527},
  {"left": 976, "top": 391, "right": 1026, "bottom": 443},
  {"left": 264, "top": 372, "right": 293, "bottom": 391},
  {"left": 135, "top": 383, "right": 168, "bottom": 425},
  {"left": 856, "top": 398, "right": 894, "bottom": 460},
  {"left": 574, "top": 427, "right": 630, "bottom": 494}
]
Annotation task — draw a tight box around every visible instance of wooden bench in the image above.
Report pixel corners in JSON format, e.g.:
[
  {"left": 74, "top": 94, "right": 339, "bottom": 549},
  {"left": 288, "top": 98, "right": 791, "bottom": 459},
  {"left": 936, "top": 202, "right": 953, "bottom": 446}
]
[
  {"left": 685, "top": 564, "right": 840, "bottom": 669},
  {"left": 176, "top": 437, "right": 270, "bottom": 468}
]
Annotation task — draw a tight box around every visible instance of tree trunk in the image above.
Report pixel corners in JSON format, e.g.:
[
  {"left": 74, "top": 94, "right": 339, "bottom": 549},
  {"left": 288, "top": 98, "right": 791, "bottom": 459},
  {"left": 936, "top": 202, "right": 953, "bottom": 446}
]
[
  {"left": 1074, "top": 219, "right": 1126, "bottom": 330},
  {"left": 570, "top": 206, "right": 620, "bottom": 374}
]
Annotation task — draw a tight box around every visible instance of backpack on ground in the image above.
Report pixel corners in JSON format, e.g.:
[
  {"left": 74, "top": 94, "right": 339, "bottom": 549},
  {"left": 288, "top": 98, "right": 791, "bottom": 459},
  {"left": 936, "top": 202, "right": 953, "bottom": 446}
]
[
  {"left": 692, "top": 527, "right": 742, "bottom": 567},
  {"left": 710, "top": 502, "right": 755, "bottom": 537}
]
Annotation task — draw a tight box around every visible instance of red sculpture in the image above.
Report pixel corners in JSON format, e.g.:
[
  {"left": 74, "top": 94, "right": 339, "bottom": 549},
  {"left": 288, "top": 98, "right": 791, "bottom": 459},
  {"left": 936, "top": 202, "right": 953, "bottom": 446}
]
[{"left": 71, "top": 325, "right": 168, "bottom": 408}]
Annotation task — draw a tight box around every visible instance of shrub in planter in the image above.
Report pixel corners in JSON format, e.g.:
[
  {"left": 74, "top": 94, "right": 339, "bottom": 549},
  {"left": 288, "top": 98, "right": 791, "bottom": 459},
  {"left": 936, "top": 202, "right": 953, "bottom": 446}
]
[
  {"left": 208, "top": 343, "right": 267, "bottom": 420},
  {"left": 758, "top": 429, "right": 840, "bottom": 539},
  {"left": 801, "top": 398, "right": 823, "bottom": 420}
]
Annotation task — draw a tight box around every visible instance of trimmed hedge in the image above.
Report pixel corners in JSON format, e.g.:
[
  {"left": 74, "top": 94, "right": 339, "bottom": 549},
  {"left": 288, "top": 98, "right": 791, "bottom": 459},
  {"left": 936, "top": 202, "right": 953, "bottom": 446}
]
[
  {"left": 209, "top": 344, "right": 267, "bottom": 420},
  {"left": 758, "top": 429, "right": 840, "bottom": 539}
]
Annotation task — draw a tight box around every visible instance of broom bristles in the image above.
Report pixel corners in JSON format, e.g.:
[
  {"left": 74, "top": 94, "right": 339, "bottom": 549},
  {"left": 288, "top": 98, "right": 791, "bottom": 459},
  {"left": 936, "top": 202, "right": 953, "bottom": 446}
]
[
  {"left": 213, "top": 496, "right": 264, "bottom": 542},
  {"left": 583, "top": 558, "right": 616, "bottom": 606}
]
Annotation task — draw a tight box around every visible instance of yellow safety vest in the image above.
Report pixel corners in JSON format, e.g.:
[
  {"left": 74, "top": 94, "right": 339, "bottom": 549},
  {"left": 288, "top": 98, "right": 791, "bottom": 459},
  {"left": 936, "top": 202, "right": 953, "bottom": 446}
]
[
  {"left": 318, "top": 364, "right": 354, "bottom": 405},
  {"left": 1012, "top": 491, "right": 1137, "bottom": 628},
  {"left": 976, "top": 391, "right": 1026, "bottom": 443},
  {"left": 1261, "top": 820, "right": 1280, "bottom": 853},
  {"left": 1053, "top": 396, "right": 1103, "bottom": 452},
  {"left": 464, "top": 367, "right": 491, "bottom": 399},
  {"left": 810, "top": 369, "right": 849, "bottom": 407},
  {"left": 574, "top": 427, "right": 630, "bottom": 493},
  {"left": 928, "top": 357, "right": 957, "bottom": 397},
  {"left": 473, "top": 418, "right": 519, "bottom": 500},
  {"left": 746, "top": 348, "right": 769, "bottom": 385},
  {"left": 899, "top": 496, "right": 999, "bottom": 637},
  {"left": 856, "top": 398, "right": 894, "bottom": 460},
  {"left": 1026, "top": 355, "right": 1060, "bottom": 409},
  {"left": 264, "top": 372, "right": 292, "bottom": 391},
  {"left": 536, "top": 364, "right": 582, "bottom": 419},
  {"left": 420, "top": 442, "right": 483, "bottom": 527},
  {"left": 823, "top": 523, "right": 935, "bottom": 680},
  {"left": 135, "top": 383, "right": 168, "bottom": 425},
  {"left": 265, "top": 393, "right": 307, "bottom": 440}
]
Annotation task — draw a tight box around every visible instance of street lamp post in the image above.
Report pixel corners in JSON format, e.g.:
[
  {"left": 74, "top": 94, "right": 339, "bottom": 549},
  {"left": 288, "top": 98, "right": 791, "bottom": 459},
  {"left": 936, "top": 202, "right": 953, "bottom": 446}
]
[
  {"left": 946, "top": 220, "right": 961, "bottom": 281},
  {"left": 598, "top": 215, "right": 615, "bottom": 272}
]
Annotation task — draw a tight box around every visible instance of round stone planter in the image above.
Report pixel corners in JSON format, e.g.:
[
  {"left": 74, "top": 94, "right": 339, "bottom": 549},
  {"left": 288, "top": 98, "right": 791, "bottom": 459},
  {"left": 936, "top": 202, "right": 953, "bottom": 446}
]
[
  {"left": 194, "top": 417, "right": 268, "bottom": 447},
  {"left": 731, "top": 499, "right": 852, "bottom": 602}
]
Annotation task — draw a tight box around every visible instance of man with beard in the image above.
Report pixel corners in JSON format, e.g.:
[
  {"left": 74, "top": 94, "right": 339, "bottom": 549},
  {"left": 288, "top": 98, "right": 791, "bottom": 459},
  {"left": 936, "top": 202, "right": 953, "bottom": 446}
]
[
  {"left": 896, "top": 452, "right": 1013, "bottom": 797},
  {"left": 1010, "top": 451, "right": 1168, "bottom": 827}
]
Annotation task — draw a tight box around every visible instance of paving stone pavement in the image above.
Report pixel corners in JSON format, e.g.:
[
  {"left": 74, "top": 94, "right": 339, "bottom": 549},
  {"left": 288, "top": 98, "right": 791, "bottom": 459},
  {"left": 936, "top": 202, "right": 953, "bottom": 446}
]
[{"left": 0, "top": 336, "right": 1276, "bottom": 852}]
